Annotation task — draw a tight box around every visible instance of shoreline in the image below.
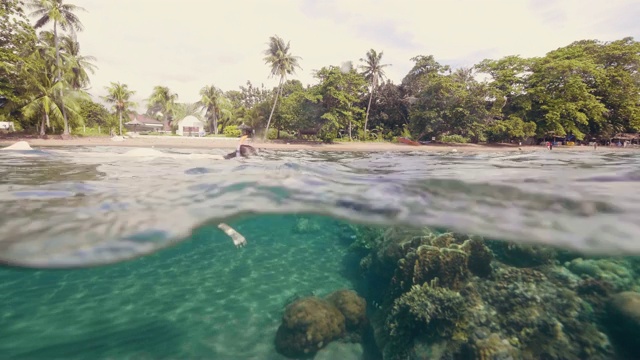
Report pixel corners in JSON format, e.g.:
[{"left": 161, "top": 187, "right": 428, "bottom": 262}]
[{"left": 0, "top": 135, "right": 637, "bottom": 153}]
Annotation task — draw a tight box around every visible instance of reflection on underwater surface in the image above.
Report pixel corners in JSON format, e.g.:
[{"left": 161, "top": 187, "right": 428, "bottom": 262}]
[{"left": 0, "top": 146, "right": 639, "bottom": 359}]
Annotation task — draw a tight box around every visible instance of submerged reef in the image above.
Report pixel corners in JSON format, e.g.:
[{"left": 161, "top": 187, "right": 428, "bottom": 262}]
[
  {"left": 274, "top": 289, "right": 368, "bottom": 358},
  {"left": 348, "top": 225, "right": 640, "bottom": 360}
]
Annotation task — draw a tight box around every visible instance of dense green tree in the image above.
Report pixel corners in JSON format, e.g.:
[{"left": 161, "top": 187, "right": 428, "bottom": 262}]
[
  {"left": 1, "top": 0, "right": 38, "bottom": 120},
  {"left": 314, "top": 62, "right": 368, "bottom": 141},
  {"left": 77, "top": 98, "right": 113, "bottom": 128},
  {"left": 365, "top": 80, "right": 410, "bottom": 139},
  {"left": 526, "top": 45, "right": 607, "bottom": 140}
]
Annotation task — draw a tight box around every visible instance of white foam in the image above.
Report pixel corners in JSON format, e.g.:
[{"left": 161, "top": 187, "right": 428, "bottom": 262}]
[{"left": 1, "top": 141, "right": 33, "bottom": 151}]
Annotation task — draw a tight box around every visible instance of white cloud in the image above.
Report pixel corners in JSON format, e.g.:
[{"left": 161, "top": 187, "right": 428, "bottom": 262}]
[{"left": 33, "top": 0, "right": 639, "bottom": 112}]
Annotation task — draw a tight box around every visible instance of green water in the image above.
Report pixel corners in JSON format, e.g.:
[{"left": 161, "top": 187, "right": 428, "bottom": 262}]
[{"left": 0, "top": 215, "right": 362, "bottom": 360}]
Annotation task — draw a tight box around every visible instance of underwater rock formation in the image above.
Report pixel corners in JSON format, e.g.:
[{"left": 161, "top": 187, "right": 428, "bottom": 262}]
[
  {"left": 325, "top": 289, "right": 367, "bottom": 333},
  {"left": 566, "top": 257, "right": 637, "bottom": 292},
  {"left": 486, "top": 240, "right": 557, "bottom": 268},
  {"left": 274, "top": 297, "right": 346, "bottom": 358},
  {"left": 606, "top": 291, "right": 640, "bottom": 358},
  {"left": 274, "top": 289, "right": 369, "bottom": 358}
]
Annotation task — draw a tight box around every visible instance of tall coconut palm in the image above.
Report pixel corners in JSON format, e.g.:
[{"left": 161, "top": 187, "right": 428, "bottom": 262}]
[
  {"left": 28, "top": 0, "right": 86, "bottom": 135},
  {"left": 198, "top": 85, "right": 231, "bottom": 134},
  {"left": 262, "top": 35, "right": 301, "bottom": 140},
  {"left": 359, "top": 49, "right": 390, "bottom": 140},
  {"left": 103, "top": 82, "right": 135, "bottom": 136},
  {"left": 60, "top": 33, "right": 97, "bottom": 90},
  {"left": 21, "top": 50, "right": 66, "bottom": 135},
  {"left": 21, "top": 38, "right": 85, "bottom": 135},
  {"left": 146, "top": 86, "right": 178, "bottom": 125}
]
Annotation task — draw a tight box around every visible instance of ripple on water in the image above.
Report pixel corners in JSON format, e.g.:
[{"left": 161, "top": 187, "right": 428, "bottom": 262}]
[{"left": 0, "top": 146, "right": 639, "bottom": 269}]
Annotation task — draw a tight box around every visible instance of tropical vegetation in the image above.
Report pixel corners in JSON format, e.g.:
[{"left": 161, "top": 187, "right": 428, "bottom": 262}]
[{"left": 1, "top": 1, "right": 639, "bottom": 144}]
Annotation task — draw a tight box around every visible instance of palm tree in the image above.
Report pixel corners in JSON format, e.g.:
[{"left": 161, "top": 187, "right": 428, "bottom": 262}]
[
  {"left": 198, "top": 85, "right": 231, "bottom": 134},
  {"left": 60, "top": 33, "right": 97, "bottom": 90},
  {"left": 102, "top": 82, "right": 135, "bottom": 136},
  {"left": 146, "top": 86, "right": 178, "bottom": 125},
  {"left": 262, "top": 35, "right": 301, "bottom": 140},
  {"left": 21, "top": 49, "right": 66, "bottom": 135},
  {"left": 172, "top": 102, "right": 204, "bottom": 130},
  {"left": 359, "top": 49, "right": 390, "bottom": 140},
  {"left": 28, "top": 0, "right": 86, "bottom": 135},
  {"left": 21, "top": 38, "right": 86, "bottom": 135}
]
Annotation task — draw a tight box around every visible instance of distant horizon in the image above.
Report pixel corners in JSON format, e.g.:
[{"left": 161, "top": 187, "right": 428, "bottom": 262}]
[{"left": 27, "top": 0, "right": 639, "bottom": 113}]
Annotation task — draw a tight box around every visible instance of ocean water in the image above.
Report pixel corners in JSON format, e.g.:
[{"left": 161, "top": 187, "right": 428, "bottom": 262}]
[{"left": 0, "top": 145, "right": 639, "bottom": 359}]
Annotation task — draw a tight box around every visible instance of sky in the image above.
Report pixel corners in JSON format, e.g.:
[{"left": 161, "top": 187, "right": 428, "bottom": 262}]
[{"left": 34, "top": 0, "right": 640, "bottom": 112}]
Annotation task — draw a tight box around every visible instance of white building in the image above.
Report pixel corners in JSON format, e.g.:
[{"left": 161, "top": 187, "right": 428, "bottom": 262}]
[
  {"left": 176, "top": 115, "right": 205, "bottom": 136},
  {"left": 0, "top": 121, "right": 15, "bottom": 131}
]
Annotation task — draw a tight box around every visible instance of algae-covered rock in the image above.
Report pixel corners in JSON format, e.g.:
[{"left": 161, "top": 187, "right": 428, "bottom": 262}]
[
  {"left": 471, "top": 333, "right": 520, "bottom": 360},
  {"left": 606, "top": 291, "right": 640, "bottom": 358},
  {"left": 325, "top": 289, "right": 367, "bottom": 332},
  {"left": 487, "top": 241, "right": 557, "bottom": 268},
  {"left": 274, "top": 297, "right": 346, "bottom": 358},
  {"left": 566, "top": 258, "right": 635, "bottom": 292}
]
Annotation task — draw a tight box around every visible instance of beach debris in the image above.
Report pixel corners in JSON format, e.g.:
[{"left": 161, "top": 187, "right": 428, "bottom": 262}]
[
  {"left": 217, "top": 223, "right": 247, "bottom": 247},
  {"left": 1, "top": 141, "right": 33, "bottom": 151},
  {"left": 110, "top": 136, "right": 125, "bottom": 142}
]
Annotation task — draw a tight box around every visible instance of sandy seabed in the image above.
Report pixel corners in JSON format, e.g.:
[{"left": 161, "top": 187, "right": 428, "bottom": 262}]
[{"left": 0, "top": 135, "right": 637, "bottom": 153}]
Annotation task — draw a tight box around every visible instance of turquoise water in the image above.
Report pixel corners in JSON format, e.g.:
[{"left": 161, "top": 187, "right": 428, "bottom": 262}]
[
  {"left": 1, "top": 145, "right": 639, "bottom": 359},
  {"left": 0, "top": 215, "right": 362, "bottom": 359}
]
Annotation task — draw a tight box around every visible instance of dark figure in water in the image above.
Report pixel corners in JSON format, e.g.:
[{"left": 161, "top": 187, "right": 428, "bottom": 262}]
[{"left": 224, "top": 135, "right": 258, "bottom": 159}]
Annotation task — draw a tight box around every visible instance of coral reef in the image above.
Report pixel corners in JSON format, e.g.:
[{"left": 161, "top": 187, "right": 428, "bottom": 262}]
[
  {"left": 384, "top": 282, "right": 468, "bottom": 359},
  {"left": 348, "top": 226, "right": 626, "bottom": 360}
]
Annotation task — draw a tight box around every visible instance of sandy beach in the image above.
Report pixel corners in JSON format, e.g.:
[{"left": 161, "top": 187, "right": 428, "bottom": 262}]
[{"left": 0, "top": 135, "right": 636, "bottom": 153}]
